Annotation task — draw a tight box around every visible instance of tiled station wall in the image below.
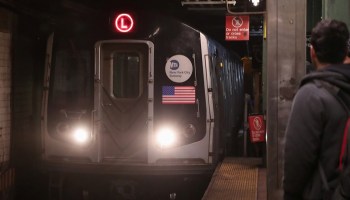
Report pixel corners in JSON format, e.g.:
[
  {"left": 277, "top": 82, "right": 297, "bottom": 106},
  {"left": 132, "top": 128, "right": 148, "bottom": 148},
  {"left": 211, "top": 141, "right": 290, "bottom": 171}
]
[{"left": 0, "top": 8, "right": 12, "bottom": 167}]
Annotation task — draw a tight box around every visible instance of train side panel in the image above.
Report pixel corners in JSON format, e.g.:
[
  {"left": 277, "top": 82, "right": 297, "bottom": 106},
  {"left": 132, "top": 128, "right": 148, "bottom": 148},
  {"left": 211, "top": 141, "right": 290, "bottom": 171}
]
[{"left": 202, "top": 35, "right": 244, "bottom": 157}]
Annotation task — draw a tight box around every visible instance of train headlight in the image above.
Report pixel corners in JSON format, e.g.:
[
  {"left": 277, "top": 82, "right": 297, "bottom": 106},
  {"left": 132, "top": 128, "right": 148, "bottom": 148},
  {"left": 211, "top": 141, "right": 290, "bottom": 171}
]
[
  {"left": 72, "top": 126, "right": 90, "bottom": 145},
  {"left": 72, "top": 126, "right": 91, "bottom": 144},
  {"left": 155, "top": 127, "right": 177, "bottom": 148}
]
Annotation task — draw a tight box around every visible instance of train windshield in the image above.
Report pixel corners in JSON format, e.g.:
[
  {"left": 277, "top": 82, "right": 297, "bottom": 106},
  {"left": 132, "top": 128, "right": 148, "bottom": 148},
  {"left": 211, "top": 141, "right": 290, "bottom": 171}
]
[{"left": 49, "top": 36, "right": 93, "bottom": 111}]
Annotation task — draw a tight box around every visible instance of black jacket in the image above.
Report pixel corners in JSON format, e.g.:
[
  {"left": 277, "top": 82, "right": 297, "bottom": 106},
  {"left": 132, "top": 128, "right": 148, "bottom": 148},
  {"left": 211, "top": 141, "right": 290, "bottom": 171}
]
[{"left": 283, "top": 64, "right": 350, "bottom": 200}]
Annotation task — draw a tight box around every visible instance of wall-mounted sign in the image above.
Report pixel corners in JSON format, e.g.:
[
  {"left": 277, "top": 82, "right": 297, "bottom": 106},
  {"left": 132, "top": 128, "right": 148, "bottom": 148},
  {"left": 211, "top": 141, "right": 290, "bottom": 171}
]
[
  {"left": 165, "top": 55, "right": 193, "bottom": 83},
  {"left": 248, "top": 114, "right": 266, "bottom": 143},
  {"left": 225, "top": 15, "right": 250, "bottom": 41}
]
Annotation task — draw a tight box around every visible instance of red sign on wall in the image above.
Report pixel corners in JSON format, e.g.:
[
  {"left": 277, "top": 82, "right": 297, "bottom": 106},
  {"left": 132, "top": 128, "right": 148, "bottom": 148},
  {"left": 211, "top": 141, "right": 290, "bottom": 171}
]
[
  {"left": 225, "top": 15, "right": 250, "bottom": 41},
  {"left": 248, "top": 114, "right": 266, "bottom": 143}
]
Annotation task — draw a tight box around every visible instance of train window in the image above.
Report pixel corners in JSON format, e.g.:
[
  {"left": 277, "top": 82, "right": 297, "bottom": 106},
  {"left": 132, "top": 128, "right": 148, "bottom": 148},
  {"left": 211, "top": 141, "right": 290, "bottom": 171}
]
[
  {"left": 112, "top": 52, "right": 140, "bottom": 98},
  {"left": 51, "top": 48, "right": 92, "bottom": 109}
]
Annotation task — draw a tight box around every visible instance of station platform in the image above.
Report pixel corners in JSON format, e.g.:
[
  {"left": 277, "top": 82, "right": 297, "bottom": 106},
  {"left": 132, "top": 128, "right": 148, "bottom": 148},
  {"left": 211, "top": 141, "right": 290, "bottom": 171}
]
[{"left": 202, "top": 157, "right": 266, "bottom": 200}]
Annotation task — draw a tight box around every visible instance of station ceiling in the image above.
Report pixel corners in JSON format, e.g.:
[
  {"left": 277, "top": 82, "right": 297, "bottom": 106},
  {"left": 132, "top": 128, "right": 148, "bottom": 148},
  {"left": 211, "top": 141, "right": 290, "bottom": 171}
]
[
  {"left": 73, "top": 0, "right": 266, "bottom": 44},
  {"left": 1, "top": 0, "right": 266, "bottom": 58}
]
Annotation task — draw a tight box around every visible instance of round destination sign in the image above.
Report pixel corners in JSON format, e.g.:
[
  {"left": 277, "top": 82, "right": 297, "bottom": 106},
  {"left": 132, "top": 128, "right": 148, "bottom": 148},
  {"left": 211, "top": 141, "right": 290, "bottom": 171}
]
[{"left": 165, "top": 55, "right": 193, "bottom": 83}]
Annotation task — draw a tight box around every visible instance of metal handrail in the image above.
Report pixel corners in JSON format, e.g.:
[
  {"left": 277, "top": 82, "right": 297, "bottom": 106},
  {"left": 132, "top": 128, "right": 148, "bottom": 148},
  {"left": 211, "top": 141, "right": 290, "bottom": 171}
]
[
  {"left": 181, "top": 0, "right": 236, "bottom": 6},
  {"left": 181, "top": 0, "right": 266, "bottom": 15},
  {"left": 225, "top": 0, "right": 266, "bottom": 15}
]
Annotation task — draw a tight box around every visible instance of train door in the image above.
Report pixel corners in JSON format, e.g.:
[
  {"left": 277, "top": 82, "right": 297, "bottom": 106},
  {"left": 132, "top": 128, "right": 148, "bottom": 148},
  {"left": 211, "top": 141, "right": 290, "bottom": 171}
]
[{"left": 95, "top": 41, "right": 154, "bottom": 163}]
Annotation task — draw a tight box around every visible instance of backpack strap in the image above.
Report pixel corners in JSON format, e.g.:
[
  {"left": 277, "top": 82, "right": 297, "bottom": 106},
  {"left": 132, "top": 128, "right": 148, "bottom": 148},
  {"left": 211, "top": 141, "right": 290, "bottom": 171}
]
[
  {"left": 314, "top": 79, "right": 350, "bottom": 171},
  {"left": 313, "top": 79, "right": 350, "bottom": 195},
  {"left": 312, "top": 77, "right": 350, "bottom": 198},
  {"left": 340, "top": 118, "right": 350, "bottom": 170}
]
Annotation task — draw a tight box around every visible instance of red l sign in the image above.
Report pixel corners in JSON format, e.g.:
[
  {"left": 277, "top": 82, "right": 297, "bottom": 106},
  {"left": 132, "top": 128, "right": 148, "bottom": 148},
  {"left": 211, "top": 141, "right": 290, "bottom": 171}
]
[{"left": 115, "top": 13, "right": 134, "bottom": 33}]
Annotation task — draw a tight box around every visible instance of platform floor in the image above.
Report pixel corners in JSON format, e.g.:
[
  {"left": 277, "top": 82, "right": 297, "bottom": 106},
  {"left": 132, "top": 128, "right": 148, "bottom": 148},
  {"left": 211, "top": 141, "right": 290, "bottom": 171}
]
[{"left": 202, "top": 157, "right": 266, "bottom": 200}]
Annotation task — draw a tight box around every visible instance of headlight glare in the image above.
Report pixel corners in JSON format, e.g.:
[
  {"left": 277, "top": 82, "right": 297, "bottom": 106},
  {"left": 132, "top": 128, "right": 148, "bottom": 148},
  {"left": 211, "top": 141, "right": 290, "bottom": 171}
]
[
  {"left": 72, "top": 127, "right": 90, "bottom": 144},
  {"left": 155, "top": 127, "right": 177, "bottom": 148}
]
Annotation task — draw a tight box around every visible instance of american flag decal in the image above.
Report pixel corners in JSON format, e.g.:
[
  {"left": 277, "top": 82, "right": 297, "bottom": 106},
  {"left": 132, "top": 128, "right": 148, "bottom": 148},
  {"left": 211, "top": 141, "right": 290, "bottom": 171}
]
[{"left": 162, "top": 86, "right": 196, "bottom": 104}]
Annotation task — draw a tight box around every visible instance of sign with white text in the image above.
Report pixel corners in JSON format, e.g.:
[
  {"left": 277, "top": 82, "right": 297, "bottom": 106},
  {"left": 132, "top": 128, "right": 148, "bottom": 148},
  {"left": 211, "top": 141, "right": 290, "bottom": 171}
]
[
  {"left": 225, "top": 15, "right": 250, "bottom": 41},
  {"left": 248, "top": 114, "right": 266, "bottom": 143}
]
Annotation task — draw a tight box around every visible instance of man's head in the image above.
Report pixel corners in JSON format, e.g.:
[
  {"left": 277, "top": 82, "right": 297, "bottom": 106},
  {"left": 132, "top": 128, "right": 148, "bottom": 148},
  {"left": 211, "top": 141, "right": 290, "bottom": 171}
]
[{"left": 310, "top": 19, "right": 349, "bottom": 68}]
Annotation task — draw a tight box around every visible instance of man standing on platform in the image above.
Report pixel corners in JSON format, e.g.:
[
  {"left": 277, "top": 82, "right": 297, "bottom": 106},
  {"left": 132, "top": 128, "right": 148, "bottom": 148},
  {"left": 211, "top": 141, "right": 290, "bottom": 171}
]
[{"left": 283, "top": 19, "right": 350, "bottom": 200}]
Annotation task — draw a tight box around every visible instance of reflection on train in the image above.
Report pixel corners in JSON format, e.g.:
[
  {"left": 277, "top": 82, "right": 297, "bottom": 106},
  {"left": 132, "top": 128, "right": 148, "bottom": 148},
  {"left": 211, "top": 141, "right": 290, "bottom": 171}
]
[{"left": 41, "top": 10, "right": 244, "bottom": 199}]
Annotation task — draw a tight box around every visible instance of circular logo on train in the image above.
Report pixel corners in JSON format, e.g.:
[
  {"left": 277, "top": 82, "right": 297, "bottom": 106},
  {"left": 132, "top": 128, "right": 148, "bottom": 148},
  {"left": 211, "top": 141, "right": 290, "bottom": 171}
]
[{"left": 165, "top": 55, "right": 193, "bottom": 83}]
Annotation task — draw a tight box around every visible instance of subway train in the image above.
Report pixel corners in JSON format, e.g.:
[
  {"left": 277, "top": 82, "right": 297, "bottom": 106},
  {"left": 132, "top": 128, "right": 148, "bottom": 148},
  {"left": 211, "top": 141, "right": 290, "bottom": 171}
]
[{"left": 41, "top": 10, "right": 244, "bottom": 199}]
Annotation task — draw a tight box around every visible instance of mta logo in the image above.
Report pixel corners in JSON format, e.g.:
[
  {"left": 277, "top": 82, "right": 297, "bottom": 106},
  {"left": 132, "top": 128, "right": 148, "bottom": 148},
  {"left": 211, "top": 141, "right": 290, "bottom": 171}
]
[{"left": 170, "top": 60, "right": 180, "bottom": 70}]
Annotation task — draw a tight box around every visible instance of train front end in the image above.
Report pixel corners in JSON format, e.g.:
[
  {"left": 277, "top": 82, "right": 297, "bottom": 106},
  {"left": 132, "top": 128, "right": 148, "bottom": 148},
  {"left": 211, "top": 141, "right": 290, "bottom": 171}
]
[{"left": 41, "top": 11, "right": 219, "bottom": 176}]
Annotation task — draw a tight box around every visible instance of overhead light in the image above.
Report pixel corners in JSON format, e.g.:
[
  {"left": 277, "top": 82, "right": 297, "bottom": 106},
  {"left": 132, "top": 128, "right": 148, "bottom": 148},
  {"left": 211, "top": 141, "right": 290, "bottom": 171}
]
[{"left": 250, "top": 0, "right": 260, "bottom": 6}]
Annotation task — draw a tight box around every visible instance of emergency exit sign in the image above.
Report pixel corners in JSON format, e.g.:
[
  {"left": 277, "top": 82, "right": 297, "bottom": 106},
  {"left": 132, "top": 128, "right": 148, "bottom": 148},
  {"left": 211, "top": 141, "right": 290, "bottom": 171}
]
[{"left": 225, "top": 15, "right": 250, "bottom": 41}]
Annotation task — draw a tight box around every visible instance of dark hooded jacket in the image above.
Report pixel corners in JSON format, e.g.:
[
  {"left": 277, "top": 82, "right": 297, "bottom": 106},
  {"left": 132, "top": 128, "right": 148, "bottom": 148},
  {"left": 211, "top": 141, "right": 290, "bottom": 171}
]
[{"left": 283, "top": 64, "right": 350, "bottom": 200}]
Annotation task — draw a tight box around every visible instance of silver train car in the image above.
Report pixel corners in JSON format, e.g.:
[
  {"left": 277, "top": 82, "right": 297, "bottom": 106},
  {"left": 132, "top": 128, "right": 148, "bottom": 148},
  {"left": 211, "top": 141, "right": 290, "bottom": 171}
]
[{"left": 41, "top": 10, "right": 244, "bottom": 178}]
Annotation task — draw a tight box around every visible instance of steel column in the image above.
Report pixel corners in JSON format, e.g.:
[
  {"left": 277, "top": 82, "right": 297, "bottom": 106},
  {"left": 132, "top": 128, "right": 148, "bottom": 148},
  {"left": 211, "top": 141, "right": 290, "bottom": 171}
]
[{"left": 266, "top": 0, "right": 306, "bottom": 199}]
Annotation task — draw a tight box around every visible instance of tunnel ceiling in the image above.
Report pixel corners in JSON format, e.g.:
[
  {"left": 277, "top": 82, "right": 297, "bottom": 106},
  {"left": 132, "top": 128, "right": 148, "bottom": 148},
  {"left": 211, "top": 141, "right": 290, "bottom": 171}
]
[{"left": 2, "top": 0, "right": 265, "bottom": 57}]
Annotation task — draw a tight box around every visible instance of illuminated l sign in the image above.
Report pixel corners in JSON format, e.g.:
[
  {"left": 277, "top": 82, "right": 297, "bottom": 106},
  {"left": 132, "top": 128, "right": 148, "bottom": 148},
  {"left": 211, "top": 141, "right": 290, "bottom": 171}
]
[{"left": 115, "top": 13, "right": 134, "bottom": 33}]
